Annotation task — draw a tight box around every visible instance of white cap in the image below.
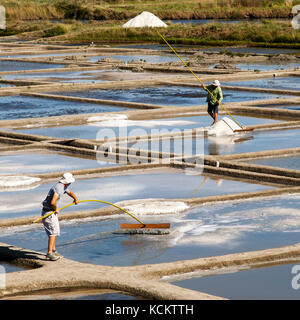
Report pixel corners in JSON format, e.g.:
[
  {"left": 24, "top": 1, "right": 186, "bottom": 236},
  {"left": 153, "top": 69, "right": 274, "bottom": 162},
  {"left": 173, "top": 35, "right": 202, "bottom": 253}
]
[
  {"left": 59, "top": 172, "right": 75, "bottom": 184},
  {"left": 212, "top": 80, "right": 220, "bottom": 86}
]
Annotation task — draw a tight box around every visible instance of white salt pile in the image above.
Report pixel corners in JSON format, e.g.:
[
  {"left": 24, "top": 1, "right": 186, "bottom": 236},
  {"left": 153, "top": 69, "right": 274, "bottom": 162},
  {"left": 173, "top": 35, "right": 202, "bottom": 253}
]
[
  {"left": 0, "top": 176, "right": 41, "bottom": 191},
  {"left": 87, "top": 114, "right": 128, "bottom": 123},
  {"left": 206, "top": 117, "right": 241, "bottom": 136},
  {"left": 122, "top": 11, "right": 168, "bottom": 28},
  {"left": 115, "top": 198, "right": 189, "bottom": 215}
]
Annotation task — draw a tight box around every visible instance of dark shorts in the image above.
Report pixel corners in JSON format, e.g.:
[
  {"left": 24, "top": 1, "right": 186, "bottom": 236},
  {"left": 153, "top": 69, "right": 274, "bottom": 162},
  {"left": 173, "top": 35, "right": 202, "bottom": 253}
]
[{"left": 207, "top": 102, "right": 219, "bottom": 114}]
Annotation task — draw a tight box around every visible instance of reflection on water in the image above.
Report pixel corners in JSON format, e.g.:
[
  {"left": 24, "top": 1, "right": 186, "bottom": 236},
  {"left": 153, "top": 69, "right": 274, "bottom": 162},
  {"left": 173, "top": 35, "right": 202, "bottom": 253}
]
[{"left": 205, "top": 128, "right": 299, "bottom": 156}]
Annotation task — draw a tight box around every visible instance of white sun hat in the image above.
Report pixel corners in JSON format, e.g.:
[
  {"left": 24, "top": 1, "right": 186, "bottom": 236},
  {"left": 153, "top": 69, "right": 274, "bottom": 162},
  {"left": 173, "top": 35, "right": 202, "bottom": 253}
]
[
  {"left": 212, "top": 80, "right": 220, "bottom": 86},
  {"left": 59, "top": 172, "right": 75, "bottom": 184}
]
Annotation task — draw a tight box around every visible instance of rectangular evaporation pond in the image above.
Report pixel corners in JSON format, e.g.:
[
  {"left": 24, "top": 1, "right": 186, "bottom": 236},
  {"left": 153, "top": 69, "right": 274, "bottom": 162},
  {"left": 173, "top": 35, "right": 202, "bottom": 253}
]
[
  {"left": 253, "top": 103, "right": 300, "bottom": 111},
  {"left": 0, "top": 194, "right": 298, "bottom": 268},
  {"left": 119, "top": 45, "right": 300, "bottom": 55},
  {"left": 235, "top": 62, "right": 300, "bottom": 72},
  {"left": 0, "top": 168, "right": 273, "bottom": 219},
  {"left": 224, "top": 77, "right": 300, "bottom": 91},
  {"left": 125, "top": 127, "right": 300, "bottom": 156},
  {"left": 51, "top": 86, "right": 290, "bottom": 107},
  {"left": 201, "top": 46, "right": 300, "bottom": 55},
  {"left": 3, "top": 70, "right": 111, "bottom": 84},
  {"left": 0, "top": 60, "right": 65, "bottom": 72},
  {"left": 89, "top": 54, "right": 182, "bottom": 64},
  {"left": 171, "top": 262, "right": 300, "bottom": 300},
  {"left": 0, "top": 149, "right": 118, "bottom": 175},
  {"left": 4, "top": 52, "right": 85, "bottom": 59},
  {"left": 205, "top": 127, "right": 300, "bottom": 156},
  {"left": 247, "top": 156, "right": 300, "bottom": 171},
  {"left": 13, "top": 115, "right": 283, "bottom": 140},
  {"left": 0, "top": 95, "right": 128, "bottom": 120}
]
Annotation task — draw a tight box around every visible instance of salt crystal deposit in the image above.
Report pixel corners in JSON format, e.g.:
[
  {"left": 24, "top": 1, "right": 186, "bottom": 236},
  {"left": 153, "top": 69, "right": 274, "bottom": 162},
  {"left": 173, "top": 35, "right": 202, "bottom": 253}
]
[
  {"left": 122, "top": 11, "right": 168, "bottom": 28},
  {"left": 115, "top": 198, "right": 189, "bottom": 215},
  {"left": 206, "top": 117, "right": 241, "bottom": 136},
  {"left": 87, "top": 114, "right": 128, "bottom": 123},
  {"left": 0, "top": 176, "right": 41, "bottom": 191}
]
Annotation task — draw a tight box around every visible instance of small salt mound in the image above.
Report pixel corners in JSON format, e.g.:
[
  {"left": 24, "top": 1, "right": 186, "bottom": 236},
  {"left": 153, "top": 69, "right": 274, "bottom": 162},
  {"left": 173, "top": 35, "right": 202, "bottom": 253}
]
[
  {"left": 0, "top": 176, "right": 41, "bottom": 191},
  {"left": 87, "top": 114, "right": 128, "bottom": 123},
  {"left": 115, "top": 199, "right": 189, "bottom": 215},
  {"left": 206, "top": 117, "right": 241, "bottom": 136},
  {"left": 122, "top": 11, "right": 168, "bottom": 28}
]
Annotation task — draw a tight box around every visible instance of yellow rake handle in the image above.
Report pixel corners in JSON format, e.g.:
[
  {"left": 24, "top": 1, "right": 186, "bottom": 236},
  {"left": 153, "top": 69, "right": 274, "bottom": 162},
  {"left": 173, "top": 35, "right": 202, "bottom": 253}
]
[
  {"left": 33, "top": 199, "right": 144, "bottom": 225},
  {"left": 157, "top": 31, "right": 243, "bottom": 129}
]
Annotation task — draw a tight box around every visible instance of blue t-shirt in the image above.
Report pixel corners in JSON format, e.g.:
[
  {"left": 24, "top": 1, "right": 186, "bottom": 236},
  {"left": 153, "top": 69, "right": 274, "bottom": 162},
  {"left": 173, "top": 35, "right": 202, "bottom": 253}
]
[{"left": 42, "top": 182, "right": 70, "bottom": 211}]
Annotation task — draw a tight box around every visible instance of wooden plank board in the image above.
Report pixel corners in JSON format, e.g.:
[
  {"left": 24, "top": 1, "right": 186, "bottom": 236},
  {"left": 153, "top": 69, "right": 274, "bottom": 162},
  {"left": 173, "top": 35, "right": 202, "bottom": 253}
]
[
  {"left": 234, "top": 128, "right": 254, "bottom": 133},
  {"left": 120, "top": 223, "right": 170, "bottom": 229}
]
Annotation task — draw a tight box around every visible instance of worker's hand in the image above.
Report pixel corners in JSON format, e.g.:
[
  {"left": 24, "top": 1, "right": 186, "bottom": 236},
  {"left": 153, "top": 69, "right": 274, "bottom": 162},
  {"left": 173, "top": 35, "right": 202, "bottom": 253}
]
[
  {"left": 74, "top": 199, "right": 79, "bottom": 205},
  {"left": 55, "top": 209, "right": 60, "bottom": 214}
]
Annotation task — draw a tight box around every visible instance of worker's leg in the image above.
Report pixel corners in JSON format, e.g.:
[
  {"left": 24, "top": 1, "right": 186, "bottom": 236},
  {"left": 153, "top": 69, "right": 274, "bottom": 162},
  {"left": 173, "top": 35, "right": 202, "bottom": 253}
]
[
  {"left": 42, "top": 212, "right": 60, "bottom": 257},
  {"left": 212, "top": 111, "right": 218, "bottom": 126},
  {"left": 208, "top": 111, "right": 214, "bottom": 119},
  {"left": 48, "top": 235, "right": 56, "bottom": 254},
  {"left": 207, "top": 102, "right": 214, "bottom": 120},
  {"left": 211, "top": 104, "right": 219, "bottom": 126}
]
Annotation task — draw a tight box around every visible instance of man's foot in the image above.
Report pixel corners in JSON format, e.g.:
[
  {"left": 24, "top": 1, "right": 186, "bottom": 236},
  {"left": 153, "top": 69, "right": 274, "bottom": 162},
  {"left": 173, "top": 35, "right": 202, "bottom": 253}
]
[
  {"left": 53, "top": 250, "right": 63, "bottom": 257},
  {"left": 46, "top": 253, "right": 60, "bottom": 261},
  {"left": 211, "top": 120, "right": 218, "bottom": 126}
]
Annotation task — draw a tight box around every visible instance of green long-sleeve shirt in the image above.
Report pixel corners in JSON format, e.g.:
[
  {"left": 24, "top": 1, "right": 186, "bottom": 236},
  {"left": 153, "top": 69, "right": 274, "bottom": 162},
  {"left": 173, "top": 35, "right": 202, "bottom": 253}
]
[{"left": 204, "top": 85, "right": 223, "bottom": 105}]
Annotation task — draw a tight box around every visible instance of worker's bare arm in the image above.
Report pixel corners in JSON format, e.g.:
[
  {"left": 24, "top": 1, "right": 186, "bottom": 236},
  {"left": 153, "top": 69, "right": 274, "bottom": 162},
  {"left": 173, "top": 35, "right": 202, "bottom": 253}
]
[
  {"left": 67, "top": 189, "right": 79, "bottom": 205},
  {"left": 51, "top": 192, "right": 60, "bottom": 213}
]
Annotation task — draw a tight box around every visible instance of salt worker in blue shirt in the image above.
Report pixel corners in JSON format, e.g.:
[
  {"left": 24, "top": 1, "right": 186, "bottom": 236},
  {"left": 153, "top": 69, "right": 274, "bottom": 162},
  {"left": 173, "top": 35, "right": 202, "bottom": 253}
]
[
  {"left": 41, "top": 172, "right": 78, "bottom": 261},
  {"left": 202, "top": 80, "right": 223, "bottom": 126}
]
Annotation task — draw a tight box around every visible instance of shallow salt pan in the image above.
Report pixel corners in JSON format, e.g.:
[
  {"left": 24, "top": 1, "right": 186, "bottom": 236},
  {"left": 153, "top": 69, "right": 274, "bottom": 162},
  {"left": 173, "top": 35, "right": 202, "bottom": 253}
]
[
  {"left": 0, "top": 151, "right": 119, "bottom": 175},
  {"left": 52, "top": 86, "right": 291, "bottom": 107},
  {"left": 14, "top": 114, "right": 281, "bottom": 140},
  {"left": 248, "top": 156, "right": 300, "bottom": 171},
  {"left": 0, "top": 195, "right": 300, "bottom": 268},
  {"left": 0, "top": 169, "right": 272, "bottom": 219}
]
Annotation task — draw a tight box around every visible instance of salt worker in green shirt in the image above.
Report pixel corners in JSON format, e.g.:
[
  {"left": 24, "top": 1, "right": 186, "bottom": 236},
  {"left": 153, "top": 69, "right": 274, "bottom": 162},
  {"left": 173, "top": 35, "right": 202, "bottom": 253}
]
[{"left": 201, "top": 80, "right": 223, "bottom": 126}]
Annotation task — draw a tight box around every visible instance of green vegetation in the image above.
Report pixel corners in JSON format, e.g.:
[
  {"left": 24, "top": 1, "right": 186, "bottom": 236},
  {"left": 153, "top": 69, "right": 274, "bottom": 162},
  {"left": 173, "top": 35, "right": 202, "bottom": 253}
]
[
  {"left": 38, "top": 20, "right": 300, "bottom": 49},
  {"left": 0, "top": 1, "right": 298, "bottom": 48},
  {"left": 1, "top": 0, "right": 296, "bottom": 21},
  {"left": 42, "top": 24, "right": 68, "bottom": 38}
]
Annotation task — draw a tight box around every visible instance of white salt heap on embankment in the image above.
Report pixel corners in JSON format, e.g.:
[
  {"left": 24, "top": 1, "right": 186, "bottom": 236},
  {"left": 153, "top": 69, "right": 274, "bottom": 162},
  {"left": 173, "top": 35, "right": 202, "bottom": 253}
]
[
  {"left": 122, "top": 11, "right": 168, "bottom": 28},
  {"left": 0, "top": 176, "right": 41, "bottom": 191},
  {"left": 206, "top": 117, "right": 241, "bottom": 136},
  {"left": 115, "top": 199, "right": 189, "bottom": 215}
]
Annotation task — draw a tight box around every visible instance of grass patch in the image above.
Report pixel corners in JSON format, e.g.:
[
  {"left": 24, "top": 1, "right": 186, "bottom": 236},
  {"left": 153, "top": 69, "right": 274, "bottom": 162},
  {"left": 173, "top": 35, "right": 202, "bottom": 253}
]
[
  {"left": 19, "top": 19, "right": 296, "bottom": 49},
  {"left": 0, "top": 3, "right": 298, "bottom": 49},
  {"left": 42, "top": 24, "right": 68, "bottom": 37},
  {"left": 0, "top": 0, "right": 295, "bottom": 20}
]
